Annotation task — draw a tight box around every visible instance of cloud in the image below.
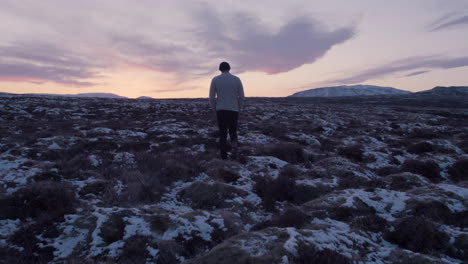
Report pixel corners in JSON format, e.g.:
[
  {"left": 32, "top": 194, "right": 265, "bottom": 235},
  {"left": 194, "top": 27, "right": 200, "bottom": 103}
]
[
  {"left": 195, "top": 9, "right": 356, "bottom": 74},
  {"left": 149, "top": 86, "right": 199, "bottom": 93},
  {"left": 430, "top": 13, "right": 468, "bottom": 31},
  {"left": 0, "top": 42, "right": 101, "bottom": 86},
  {"left": 0, "top": 2, "right": 357, "bottom": 89},
  {"left": 404, "top": 70, "right": 430, "bottom": 77},
  {"left": 107, "top": 8, "right": 356, "bottom": 77},
  {"left": 330, "top": 56, "right": 468, "bottom": 84},
  {"left": 110, "top": 35, "right": 190, "bottom": 73}
]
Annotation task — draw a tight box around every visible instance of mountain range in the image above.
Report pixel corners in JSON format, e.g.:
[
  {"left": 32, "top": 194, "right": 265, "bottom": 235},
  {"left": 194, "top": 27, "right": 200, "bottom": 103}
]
[
  {"left": 1, "top": 86, "right": 467, "bottom": 99},
  {"left": 288, "top": 85, "right": 411, "bottom": 97},
  {"left": 417, "top": 86, "right": 468, "bottom": 96}
]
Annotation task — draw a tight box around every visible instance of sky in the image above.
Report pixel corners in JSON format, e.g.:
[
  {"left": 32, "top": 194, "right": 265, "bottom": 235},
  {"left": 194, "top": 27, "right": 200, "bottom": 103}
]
[{"left": 0, "top": 0, "right": 468, "bottom": 98}]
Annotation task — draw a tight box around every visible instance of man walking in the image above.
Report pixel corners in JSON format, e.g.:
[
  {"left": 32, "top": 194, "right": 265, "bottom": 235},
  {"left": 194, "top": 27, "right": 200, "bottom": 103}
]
[{"left": 209, "top": 62, "right": 245, "bottom": 160}]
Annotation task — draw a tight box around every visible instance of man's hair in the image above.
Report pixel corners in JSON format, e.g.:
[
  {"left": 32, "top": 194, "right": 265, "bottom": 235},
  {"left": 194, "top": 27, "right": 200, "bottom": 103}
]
[{"left": 219, "top": 62, "right": 230, "bottom": 72}]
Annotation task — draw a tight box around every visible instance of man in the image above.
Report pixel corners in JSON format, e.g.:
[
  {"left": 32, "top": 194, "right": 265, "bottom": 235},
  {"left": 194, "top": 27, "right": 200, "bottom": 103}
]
[{"left": 209, "top": 62, "right": 245, "bottom": 160}]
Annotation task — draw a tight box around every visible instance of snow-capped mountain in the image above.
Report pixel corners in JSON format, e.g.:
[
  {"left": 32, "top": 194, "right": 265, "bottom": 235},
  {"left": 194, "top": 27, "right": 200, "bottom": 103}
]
[
  {"left": 289, "top": 85, "right": 411, "bottom": 97},
  {"left": 68, "top": 93, "right": 127, "bottom": 98},
  {"left": 418, "top": 86, "right": 468, "bottom": 95}
]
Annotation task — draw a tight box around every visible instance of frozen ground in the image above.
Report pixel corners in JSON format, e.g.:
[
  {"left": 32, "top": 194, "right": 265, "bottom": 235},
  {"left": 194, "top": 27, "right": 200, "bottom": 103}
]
[{"left": 0, "top": 94, "right": 467, "bottom": 263}]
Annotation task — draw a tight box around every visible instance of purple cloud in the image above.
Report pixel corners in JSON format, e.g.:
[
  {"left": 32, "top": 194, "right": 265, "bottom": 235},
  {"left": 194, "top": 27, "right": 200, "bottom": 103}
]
[
  {"left": 101, "top": 9, "right": 356, "bottom": 80},
  {"left": 404, "top": 70, "right": 430, "bottom": 77},
  {"left": 430, "top": 14, "right": 468, "bottom": 31},
  {"left": 0, "top": 63, "right": 95, "bottom": 86},
  {"left": 111, "top": 35, "right": 190, "bottom": 73},
  {"left": 0, "top": 42, "right": 100, "bottom": 86},
  {"left": 330, "top": 56, "right": 468, "bottom": 84},
  {"left": 149, "top": 86, "right": 199, "bottom": 93},
  {"left": 195, "top": 10, "right": 356, "bottom": 74},
  {"left": 0, "top": 7, "right": 356, "bottom": 88}
]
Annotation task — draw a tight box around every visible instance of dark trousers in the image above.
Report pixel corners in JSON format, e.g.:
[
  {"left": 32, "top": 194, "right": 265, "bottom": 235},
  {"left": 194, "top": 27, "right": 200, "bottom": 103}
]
[{"left": 216, "top": 110, "right": 239, "bottom": 159}]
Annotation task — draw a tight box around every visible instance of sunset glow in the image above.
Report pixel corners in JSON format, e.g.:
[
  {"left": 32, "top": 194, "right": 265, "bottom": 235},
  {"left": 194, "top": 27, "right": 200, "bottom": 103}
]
[{"left": 1, "top": 0, "right": 467, "bottom": 98}]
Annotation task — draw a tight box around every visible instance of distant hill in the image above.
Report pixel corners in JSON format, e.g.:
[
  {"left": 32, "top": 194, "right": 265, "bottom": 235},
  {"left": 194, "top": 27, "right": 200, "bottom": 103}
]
[
  {"left": 289, "top": 85, "right": 411, "bottom": 97},
  {"left": 417, "top": 86, "right": 468, "bottom": 96},
  {"left": 136, "top": 96, "right": 155, "bottom": 100},
  {"left": 1, "top": 92, "right": 128, "bottom": 99},
  {"left": 71, "top": 93, "right": 127, "bottom": 99}
]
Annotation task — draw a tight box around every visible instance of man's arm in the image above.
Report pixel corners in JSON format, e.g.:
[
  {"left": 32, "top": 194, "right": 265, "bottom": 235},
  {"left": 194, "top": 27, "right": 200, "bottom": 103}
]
[
  {"left": 209, "top": 78, "right": 216, "bottom": 111},
  {"left": 238, "top": 78, "right": 245, "bottom": 111}
]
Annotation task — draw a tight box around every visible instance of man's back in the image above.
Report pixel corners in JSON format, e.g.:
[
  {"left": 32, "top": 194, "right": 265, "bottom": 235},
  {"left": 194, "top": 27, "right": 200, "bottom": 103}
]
[{"left": 209, "top": 72, "right": 244, "bottom": 112}]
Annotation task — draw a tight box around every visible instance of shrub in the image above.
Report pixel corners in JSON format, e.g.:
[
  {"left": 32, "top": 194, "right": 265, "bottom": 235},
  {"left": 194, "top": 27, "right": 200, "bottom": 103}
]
[
  {"left": 135, "top": 151, "right": 203, "bottom": 185},
  {"left": 205, "top": 160, "right": 241, "bottom": 183},
  {"left": 385, "top": 216, "right": 450, "bottom": 254},
  {"left": 99, "top": 214, "right": 126, "bottom": 245},
  {"left": 149, "top": 214, "right": 172, "bottom": 234},
  {"left": 280, "top": 165, "right": 300, "bottom": 179},
  {"left": 385, "top": 173, "right": 428, "bottom": 191},
  {"left": 409, "top": 128, "right": 439, "bottom": 139},
  {"left": 0, "top": 181, "right": 76, "bottom": 222},
  {"left": 253, "top": 174, "right": 321, "bottom": 211},
  {"left": 337, "top": 144, "right": 364, "bottom": 162},
  {"left": 175, "top": 233, "right": 211, "bottom": 258},
  {"left": 260, "top": 123, "right": 288, "bottom": 139},
  {"left": 254, "top": 174, "right": 293, "bottom": 211},
  {"left": 157, "top": 240, "right": 186, "bottom": 264},
  {"left": 449, "top": 234, "right": 468, "bottom": 260},
  {"left": 79, "top": 180, "right": 108, "bottom": 196},
  {"left": 389, "top": 250, "right": 440, "bottom": 264},
  {"left": 319, "top": 138, "right": 339, "bottom": 152},
  {"left": 183, "top": 245, "right": 251, "bottom": 264},
  {"left": 448, "top": 159, "right": 468, "bottom": 182},
  {"left": 121, "top": 170, "right": 164, "bottom": 204},
  {"left": 336, "top": 172, "right": 367, "bottom": 189},
  {"left": 216, "top": 168, "right": 240, "bottom": 182},
  {"left": 33, "top": 170, "right": 61, "bottom": 182},
  {"left": 376, "top": 166, "right": 399, "bottom": 176},
  {"left": 407, "top": 142, "right": 435, "bottom": 154},
  {"left": 82, "top": 138, "right": 119, "bottom": 152},
  {"left": 119, "top": 235, "right": 153, "bottom": 263},
  {"left": 327, "top": 205, "right": 376, "bottom": 222},
  {"left": 118, "top": 142, "right": 150, "bottom": 153},
  {"left": 410, "top": 200, "right": 451, "bottom": 223},
  {"left": 400, "top": 159, "right": 441, "bottom": 183},
  {"left": 308, "top": 125, "right": 326, "bottom": 134},
  {"left": 57, "top": 153, "right": 93, "bottom": 179},
  {"left": 178, "top": 182, "right": 248, "bottom": 210},
  {"left": 253, "top": 207, "right": 311, "bottom": 230},
  {"left": 8, "top": 224, "right": 55, "bottom": 263},
  {"left": 457, "top": 139, "right": 468, "bottom": 153},
  {"left": 274, "top": 207, "right": 311, "bottom": 228},
  {"left": 350, "top": 215, "right": 389, "bottom": 233},
  {"left": 445, "top": 211, "right": 468, "bottom": 228},
  {"left": 262, "top": 143, "right": 305, "bottom": 164},
  {"left": 292, "top": 241, "right": 351, "bottom": 264}
]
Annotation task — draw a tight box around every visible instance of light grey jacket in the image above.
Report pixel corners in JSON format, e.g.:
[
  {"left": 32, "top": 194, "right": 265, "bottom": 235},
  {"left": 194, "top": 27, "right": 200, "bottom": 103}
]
[{"left": 209, "top": 72, "right": 245, "bottom": 112}]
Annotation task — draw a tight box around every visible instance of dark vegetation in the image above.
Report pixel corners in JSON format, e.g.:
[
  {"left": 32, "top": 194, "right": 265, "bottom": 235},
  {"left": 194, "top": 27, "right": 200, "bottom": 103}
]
[
  {"left": 0, "top": 94, "right": 466, "bottom": 263},
  {"left": 1, "top": 181, "right": 76, "bottom": 222},
  {"left": 448, "top": 158, "right": 468, "bottom": 182},
  {"left": 253, "top": 166, "right": 325, "bottom": 211},
  {"left": 400, "top": 159, "right": 442, "bottom": 182},
  {"left": 261, "top": 142, "right": 306, "bottom": 163},
  {"left": 292, "top": 241, "right": 351, "bottom": 264},
  {"left": 385, "top": 216, "right": 450, "bottom": 254},
  {"left": 100, "top": 213, "right": 127, "bottom": 245}
]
